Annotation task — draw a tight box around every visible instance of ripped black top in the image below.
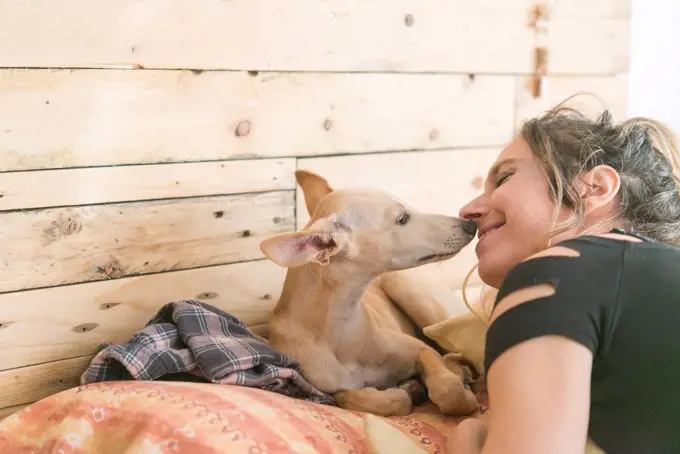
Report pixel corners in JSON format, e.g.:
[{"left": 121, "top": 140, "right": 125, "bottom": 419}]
[{"left": 484, "top": 231, "right": 680, "bottom": 453}]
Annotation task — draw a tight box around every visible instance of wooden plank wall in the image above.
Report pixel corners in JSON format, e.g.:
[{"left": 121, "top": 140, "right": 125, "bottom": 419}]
[{"left": 0, "top": 0, "right": 630, "bottom": 417}]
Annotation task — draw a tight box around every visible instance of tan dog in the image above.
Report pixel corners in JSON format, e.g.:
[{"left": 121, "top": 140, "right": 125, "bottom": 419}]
[{"left": 259, "top": 170, "right": 480, "bottom": 417}]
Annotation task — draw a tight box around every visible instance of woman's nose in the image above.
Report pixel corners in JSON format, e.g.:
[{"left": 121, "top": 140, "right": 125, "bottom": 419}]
[{"left": 459, "top": 194, "right": 489, "bottom": 221}]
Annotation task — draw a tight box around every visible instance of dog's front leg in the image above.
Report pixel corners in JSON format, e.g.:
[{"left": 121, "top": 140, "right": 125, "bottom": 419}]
[
  {"left": 333, "top": 387, "right": 413, "bottom": 417},
  {"left": 417, "top": 348, "right": 479, "bottom": 415}
]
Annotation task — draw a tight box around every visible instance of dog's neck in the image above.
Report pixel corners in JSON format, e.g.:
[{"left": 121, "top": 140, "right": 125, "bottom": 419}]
[{"left": 273, "top": 260, "right": 376, "bottom": 343}]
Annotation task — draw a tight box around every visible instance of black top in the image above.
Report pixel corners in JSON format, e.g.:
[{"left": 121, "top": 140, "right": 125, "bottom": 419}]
[{"left": 485, "top": 231, "right": 680, "bottom": 453}]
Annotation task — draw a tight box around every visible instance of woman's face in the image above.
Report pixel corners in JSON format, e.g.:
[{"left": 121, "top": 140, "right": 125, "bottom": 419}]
[{"left": 459, "top": 138, "right": 576, "bottom": 288}]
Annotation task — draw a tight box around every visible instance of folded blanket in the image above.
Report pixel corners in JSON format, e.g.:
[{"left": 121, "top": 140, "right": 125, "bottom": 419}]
[{"left": 80, "top": 299, "right": 336, "bottom": 406}]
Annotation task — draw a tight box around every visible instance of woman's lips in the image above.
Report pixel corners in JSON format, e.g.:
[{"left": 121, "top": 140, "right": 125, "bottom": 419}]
[
  {"left": 475, "top": 223, "right": 505, "bottom": 254},
  {"left": 478, "top": 223, "right": 505, "bottom": 240}
]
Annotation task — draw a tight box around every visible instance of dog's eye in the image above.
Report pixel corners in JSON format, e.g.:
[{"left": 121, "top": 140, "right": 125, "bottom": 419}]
[{"left": 396, "top": 213, "right": 410, "bottom": 225}]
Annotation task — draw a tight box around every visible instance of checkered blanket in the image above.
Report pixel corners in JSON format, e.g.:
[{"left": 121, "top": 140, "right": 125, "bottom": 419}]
[{"left": 80, "top": 300, "right": 336, "bottom": 406}]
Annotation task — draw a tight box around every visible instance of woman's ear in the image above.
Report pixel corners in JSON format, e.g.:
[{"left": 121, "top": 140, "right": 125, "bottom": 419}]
[{"left": 579, "top": 165, "right": 621, "bottom": 214}]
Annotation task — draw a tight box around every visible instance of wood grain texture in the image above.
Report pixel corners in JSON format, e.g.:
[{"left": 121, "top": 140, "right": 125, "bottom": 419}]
[
  {"left": 515, "top": 75, "right": 629, "bottom": 124},
  {"left": 0, "top": 284, "right": 482, "bottom": 411},
  {"left": 0, "top": 159, "right": 296, "bottom": 211},
  {"left": 0, "top": 355, "right": 92, "bottom": 408},
  {"left": 296, "top": 148, "right": 501, "bottom": 288},
  {"left": 0, "top": 191, "right": 294, "bottom": 293},
  {"left": 0, "top": 0, "right": 628, "bottom": 73},
  {"left": 0, "top": 69, "right": 514, "bottom": 171},
  {"left": 0, "top": 260, "right": 285, "bottom": 371}
]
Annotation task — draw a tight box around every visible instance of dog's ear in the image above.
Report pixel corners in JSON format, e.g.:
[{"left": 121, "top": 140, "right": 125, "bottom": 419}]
[
  {"left": 260, "top": 223, "right": 346, "bottom": 268},
  {"left": 295, "top": 170, "right": 333, "bottom": 217}
]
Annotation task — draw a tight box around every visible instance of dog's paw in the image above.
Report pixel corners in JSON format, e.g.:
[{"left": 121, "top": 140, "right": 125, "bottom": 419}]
[
  {"left": 425, "top": 373, "right": 479, "bottom": 416},
  {"left": 383, "top": 388, "right": 414, "bottom": 416}
]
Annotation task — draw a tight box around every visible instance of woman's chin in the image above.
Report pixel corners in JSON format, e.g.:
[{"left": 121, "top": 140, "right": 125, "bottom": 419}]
[{"left": 477, "top": 262, "right": 504, "bottom": 289}]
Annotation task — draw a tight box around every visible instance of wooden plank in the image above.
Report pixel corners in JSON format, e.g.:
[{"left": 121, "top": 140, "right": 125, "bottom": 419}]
[
  {"left": 0, "top": 0, "right": 628, "bottom": 74},
  {"left": 0, "top": 159, "right": 296, "bottom": 211},
  {"left": 0, "top": 404, "right": 27, "bottom": 421},
  {"left": 0, "top": 287, "right": 489, "bottom": 410},
  {"left": 0, "top": 356, "right": 92, "bottom": 408},
  {"left": 549, "top": 20, "right": 630, "bottom": 75},
  {"left": 0, "top": 191, "right": 294, "bottom": 293},
  {"left": 515, "top": 75, "right": 629, "bottom": 125},
  {"left": 0, "top": 70, "right": 515, "bottom": 171},
  {"left": 549, "top": 0, "right": 630, "bottom": 20},
  {"left": 296, "top": 148, "right": 501, "bottom": 288},
  {"left": 0, "top": 260, "right": 285, "bottom": 371}
]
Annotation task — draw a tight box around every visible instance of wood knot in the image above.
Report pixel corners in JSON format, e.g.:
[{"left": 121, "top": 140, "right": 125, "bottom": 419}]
[
  {"left": 235, "top": 120, "right": 251, "bottom": 137},
  {"left": 404, "top": 14, "right": 414, "bottom": 26},
  {"left": 93, "top": 258, "right": 124, "bottom": 279},
  {"left": 260, "top": 294, "right": 272, "bottom": 300},
  {"left": 99, "top": 302, "right": 121, "bottom": 310},
  {"left": 471, "top": 176, "right": 484, "bottom": 189},
  {"left": 272, "top": 216, "right": 283, "bottom": 224},
  {"left": 428, "top": 128, "right": 440, "bottom": 141},
  {"left": 190, "top": 69, "right": 203, "bottom": 76},
  {"left": 248, "top": 70, "right": 259, "bottom": 77},
  {"left": 72, "top": 323, "right": 98, "bottom": 333},
  {"left": 323, "top": 119, "right": 333, "bottom": 131},
  {"left": 214, "top": 210, "right": 225, "bottom": 218},
  {"left": 197, "top": 292, "right": 218, "bottom": 300},
  {"left": 43, "top": 213, "right": 83, "bottom": 243},
  {"left": 241, "top": 230, "right": 251, "bottom": 237}
]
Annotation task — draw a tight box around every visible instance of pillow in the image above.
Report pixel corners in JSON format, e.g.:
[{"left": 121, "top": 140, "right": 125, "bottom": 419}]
[
  {"left": 364, "top": 414, "right": 428, "bottom": 454},
  {"left": 0, "top": 380, "right": 459, "bottom": 453},
  {"left": 423, "top": 289, "right": 495, "bottom": 376}
]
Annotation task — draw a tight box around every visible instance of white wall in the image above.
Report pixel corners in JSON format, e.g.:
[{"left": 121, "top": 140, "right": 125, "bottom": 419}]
[{"left": 628, "top": 0, "right": 680, "bottom": 134}]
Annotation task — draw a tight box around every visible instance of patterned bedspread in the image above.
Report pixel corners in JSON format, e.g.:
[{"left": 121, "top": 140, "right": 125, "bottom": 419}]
[{"left": 0, "top": 381, "right": 464, "bottom": 453}]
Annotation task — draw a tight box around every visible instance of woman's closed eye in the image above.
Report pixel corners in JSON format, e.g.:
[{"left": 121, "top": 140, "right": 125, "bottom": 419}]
[{"left": 495, "top": 172, "right": 513, "bottom": 187}]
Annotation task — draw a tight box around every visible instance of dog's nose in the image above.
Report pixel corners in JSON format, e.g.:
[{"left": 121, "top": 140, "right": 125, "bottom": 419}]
[{"left": 461, "top": 220, "right": 477, "bottom": 236}]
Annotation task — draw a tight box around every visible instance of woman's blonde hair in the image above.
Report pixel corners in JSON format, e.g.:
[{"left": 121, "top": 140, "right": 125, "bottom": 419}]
[{"left": 462, "top": 98, "right": 680, "bottom": 322}]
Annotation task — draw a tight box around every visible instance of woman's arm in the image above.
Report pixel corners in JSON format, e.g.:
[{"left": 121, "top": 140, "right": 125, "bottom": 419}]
[{"left": 481, "top": 334, "right": 593, "bottom": 454}]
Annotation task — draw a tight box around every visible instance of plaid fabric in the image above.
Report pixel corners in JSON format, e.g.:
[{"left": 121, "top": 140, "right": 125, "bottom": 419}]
[{"left": 81, "top": 300, "right": 336, "bottom": 406}]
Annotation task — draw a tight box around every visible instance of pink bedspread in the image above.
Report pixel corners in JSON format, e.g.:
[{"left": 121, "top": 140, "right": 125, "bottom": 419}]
[{"left": 0, "top": 381, "right": 481, "bottom": 453}]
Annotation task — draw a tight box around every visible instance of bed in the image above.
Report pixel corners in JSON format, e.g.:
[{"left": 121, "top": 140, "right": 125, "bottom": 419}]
[{"left": 0, "top": 379, "right": 487, "bottom": 453}]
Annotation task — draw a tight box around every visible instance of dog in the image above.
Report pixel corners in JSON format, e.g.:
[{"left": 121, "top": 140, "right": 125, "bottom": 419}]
[{"left": 259, "top": 170, "right": 480, "bottom": 416}]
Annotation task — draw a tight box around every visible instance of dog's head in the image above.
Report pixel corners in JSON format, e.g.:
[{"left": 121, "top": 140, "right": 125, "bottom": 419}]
[{"left": 260, "top": 170, "right": 477, "bottom": 274}]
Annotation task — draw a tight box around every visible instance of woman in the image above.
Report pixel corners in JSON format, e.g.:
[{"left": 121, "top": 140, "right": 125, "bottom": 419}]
[{"left": 449, "top": 106, "right": 680, "bottom": 454}]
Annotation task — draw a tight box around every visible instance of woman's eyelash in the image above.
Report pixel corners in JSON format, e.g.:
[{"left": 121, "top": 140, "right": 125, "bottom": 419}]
[{"left": 495, "top": 172, "right": 513, "bottom": 187}]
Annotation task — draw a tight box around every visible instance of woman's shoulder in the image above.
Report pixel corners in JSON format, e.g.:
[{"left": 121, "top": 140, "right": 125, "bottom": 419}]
[
  {"left": 501, "top": 231, "right": 680, "bottom": 299},
  {"left": 553, "top": 230, "right": 680, "bottom": 259}
]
